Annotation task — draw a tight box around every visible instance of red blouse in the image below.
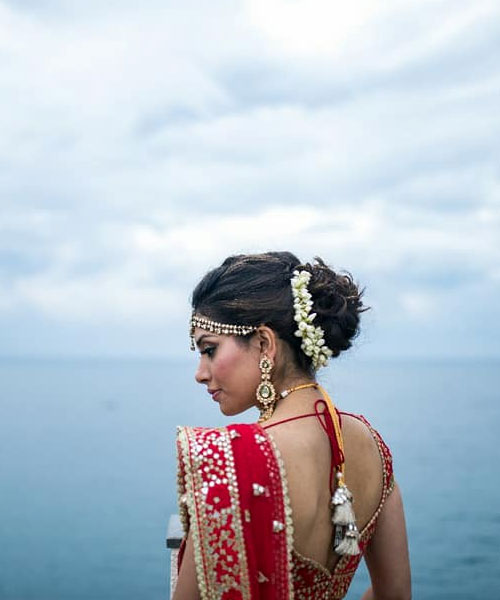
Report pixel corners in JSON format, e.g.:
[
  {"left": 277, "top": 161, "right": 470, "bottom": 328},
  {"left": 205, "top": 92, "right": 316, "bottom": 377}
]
[{"left": 176, "top": 412, "right": 394, "bottom": 599}]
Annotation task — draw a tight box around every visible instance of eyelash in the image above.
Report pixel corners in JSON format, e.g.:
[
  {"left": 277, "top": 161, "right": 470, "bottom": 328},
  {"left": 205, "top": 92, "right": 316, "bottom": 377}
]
[{"left": 200, "top": 346, "right": 216, "bottom": 358}]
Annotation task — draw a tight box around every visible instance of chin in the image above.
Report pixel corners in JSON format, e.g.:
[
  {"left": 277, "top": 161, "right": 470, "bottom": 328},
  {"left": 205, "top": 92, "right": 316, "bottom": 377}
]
[{"left": 219, "top": 402, "right": 251, "bottom": 417}]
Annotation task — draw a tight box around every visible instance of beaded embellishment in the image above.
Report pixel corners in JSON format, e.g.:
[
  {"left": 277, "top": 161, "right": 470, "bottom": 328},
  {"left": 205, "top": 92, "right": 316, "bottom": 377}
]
[{"left": 190, "top": 314, "right": 258, "bottom": 350}]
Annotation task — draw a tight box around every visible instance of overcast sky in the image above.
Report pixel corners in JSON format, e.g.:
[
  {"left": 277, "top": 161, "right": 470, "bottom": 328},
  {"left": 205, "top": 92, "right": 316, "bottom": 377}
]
[{"left": 1, "top": 0, "right": 499, "bottom": 359}]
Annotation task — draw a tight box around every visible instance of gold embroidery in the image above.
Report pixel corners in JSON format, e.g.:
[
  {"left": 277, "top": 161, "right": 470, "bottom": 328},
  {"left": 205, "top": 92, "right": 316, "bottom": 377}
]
[
  {"left": 176, "top": 427, "right": 190, "bottom": 536},
  {"left": 273, "top": 520, "right": 285, "bottom": 533},
  {"left": 252, "top": 483, "right": 266, "bottom": 496},
  {"left": 258, "top": 571, "right": 269, "bottom": 583},
  {"left": 177, "top": 426, "right": 252, "bottom": 600},
  {"left": 261, "top": 427, "right": 295, "bottom": 600},
  {"left": 254, "top": 433, "right": 267, "bottom": 444},
  {"left": 356, "top": 416, "right": 394, "bottom": 532}
]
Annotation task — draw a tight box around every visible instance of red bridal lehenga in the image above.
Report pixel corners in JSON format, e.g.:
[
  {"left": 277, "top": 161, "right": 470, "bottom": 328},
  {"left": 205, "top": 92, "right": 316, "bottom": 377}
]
[{"left": 176, "top": 411, "right": 394, "bottom": 600}]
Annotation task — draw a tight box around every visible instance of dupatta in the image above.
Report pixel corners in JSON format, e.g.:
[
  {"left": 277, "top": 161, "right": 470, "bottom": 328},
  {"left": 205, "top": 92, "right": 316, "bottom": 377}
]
[{"left": 176, "top": 423, "right": 295, "bottom": 600}]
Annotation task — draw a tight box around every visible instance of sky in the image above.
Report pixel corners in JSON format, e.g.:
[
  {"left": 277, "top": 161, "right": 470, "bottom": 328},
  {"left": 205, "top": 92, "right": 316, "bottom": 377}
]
[{"left": 1, "top": 0, "right": 499, "bottom": 359}]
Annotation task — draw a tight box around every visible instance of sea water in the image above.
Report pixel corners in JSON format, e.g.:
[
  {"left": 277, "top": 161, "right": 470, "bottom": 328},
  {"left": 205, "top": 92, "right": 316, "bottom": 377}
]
[{"left": 0, "top": 357, "right": 499, "bottom": 599}]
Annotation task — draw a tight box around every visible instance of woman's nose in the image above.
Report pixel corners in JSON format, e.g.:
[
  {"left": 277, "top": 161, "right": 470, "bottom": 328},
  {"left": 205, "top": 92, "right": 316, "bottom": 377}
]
[{"left": 195, "top": 360, "right": 209, "bottom": 384}]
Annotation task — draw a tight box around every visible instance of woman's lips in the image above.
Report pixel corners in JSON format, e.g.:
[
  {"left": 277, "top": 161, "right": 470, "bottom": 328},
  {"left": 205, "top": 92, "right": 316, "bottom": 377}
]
[{"left": 209, "top": 389, "right": 221, "bottom": 401}]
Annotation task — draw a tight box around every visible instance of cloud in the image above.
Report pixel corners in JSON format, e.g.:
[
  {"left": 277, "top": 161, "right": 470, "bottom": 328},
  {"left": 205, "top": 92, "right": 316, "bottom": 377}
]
[
  {"left": 2, "top": 200, "right": 496, "bottom": 310},
  {"left": 0, "top": 0, "right": 499, "bottom": 357}
]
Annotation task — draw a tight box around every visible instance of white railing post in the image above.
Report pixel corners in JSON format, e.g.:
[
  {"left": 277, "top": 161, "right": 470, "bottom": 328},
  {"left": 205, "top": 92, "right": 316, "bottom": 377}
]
[{"left": 166, "top": 514, "right": 183, "bottom": 599}]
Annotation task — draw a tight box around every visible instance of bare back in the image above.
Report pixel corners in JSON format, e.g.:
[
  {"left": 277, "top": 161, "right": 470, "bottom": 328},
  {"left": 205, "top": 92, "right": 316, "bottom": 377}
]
[{"left": 267, "top": 411, "right": 384, "bottom": 572}]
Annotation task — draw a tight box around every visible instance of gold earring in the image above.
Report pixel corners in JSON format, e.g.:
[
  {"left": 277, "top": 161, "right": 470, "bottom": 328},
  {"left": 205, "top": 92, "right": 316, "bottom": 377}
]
[{"left": 256, "top": 355, "right": 276, "bottom": 423}]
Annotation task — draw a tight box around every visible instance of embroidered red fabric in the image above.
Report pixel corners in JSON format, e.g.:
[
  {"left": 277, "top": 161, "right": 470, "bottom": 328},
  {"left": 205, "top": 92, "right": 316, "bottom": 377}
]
[
  {"left": 177, "top": 423, "right": 294, "bottom": 599},
  {"left": 176, "top": 413, "right": 394, "bottom": 600}
]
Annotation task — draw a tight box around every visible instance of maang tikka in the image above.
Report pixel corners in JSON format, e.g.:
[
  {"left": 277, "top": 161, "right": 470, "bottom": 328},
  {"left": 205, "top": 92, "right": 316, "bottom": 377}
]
[{"left": 256, "top": 355, "right": 276, "bottom": 423}]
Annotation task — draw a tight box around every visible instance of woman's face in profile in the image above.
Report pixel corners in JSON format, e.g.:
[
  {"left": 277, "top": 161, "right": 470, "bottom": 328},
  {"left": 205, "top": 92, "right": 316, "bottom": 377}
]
[{"left": 194, "top": 328, "right": 261, "bottom": 416}]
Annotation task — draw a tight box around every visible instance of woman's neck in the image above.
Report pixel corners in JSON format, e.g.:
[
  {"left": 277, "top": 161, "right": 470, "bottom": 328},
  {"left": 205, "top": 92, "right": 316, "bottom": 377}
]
[{"left": 264, "top": 383, "right": 322, "bottom": 424}]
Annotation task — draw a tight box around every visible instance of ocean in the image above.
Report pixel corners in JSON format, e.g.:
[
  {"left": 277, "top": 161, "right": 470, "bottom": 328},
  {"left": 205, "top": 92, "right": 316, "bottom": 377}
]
[{"left": 0, "top": 357, "right": 499, "bottom": 599}]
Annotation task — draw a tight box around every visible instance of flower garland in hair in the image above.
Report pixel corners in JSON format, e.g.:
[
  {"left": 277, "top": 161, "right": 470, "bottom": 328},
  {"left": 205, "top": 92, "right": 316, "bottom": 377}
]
[{"left": 291, "top": 270, "right": 333, "bottom": 370}]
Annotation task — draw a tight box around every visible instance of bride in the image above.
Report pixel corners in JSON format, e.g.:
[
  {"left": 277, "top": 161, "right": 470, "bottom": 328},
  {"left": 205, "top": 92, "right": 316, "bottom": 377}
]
[{"left": 173, "top": 252, "right": 411, "bottom": 600}]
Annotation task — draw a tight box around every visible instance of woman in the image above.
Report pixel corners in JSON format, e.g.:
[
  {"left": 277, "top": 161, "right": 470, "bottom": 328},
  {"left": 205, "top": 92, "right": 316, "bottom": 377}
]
[{"left": 174, "top": 252, "right": 411, "bottom": 600}]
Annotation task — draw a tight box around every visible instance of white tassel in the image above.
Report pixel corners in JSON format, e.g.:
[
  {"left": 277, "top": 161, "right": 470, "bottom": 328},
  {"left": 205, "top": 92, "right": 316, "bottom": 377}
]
[
  {"left": 331, "top": 474, "right": 360, "bottom": 556},
  {"left": 332, "top": 499, "right": 355, "bottom": 525},
  {"left": 331, "top": 482, "right": 355, "bottom": 525},
  {"left": 335, "top": 524, "right": 360, "bottom": 556}
]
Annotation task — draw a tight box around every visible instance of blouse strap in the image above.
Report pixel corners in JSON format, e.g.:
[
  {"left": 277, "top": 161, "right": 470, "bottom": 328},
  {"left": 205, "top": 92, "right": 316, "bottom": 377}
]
[
  {"left": 313, "top": 399, "right": 345, "bottom": 492},
  {"left": 317, "top": 384, "right": 347, "bottom": 484}
]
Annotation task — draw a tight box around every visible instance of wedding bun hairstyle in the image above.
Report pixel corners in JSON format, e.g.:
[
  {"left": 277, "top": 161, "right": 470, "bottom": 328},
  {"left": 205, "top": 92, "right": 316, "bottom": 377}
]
[{"left": 191, "top": 251, "right": 368, "bottom": 375}]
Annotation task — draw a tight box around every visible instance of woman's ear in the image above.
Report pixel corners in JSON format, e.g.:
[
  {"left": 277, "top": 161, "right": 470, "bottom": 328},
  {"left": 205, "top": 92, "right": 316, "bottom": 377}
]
[{"left": 256, "top": 326, "right": 277, "bottom": 362}]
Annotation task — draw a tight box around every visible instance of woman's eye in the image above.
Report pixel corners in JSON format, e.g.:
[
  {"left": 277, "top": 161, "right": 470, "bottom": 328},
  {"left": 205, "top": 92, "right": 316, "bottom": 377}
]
[{"left": 200, "top": 346, "right": 216, "bottom": 358}]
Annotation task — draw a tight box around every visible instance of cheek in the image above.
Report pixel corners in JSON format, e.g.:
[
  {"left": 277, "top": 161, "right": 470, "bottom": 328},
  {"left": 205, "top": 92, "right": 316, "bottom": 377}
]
[
  {"left": 235, "top": 357, "right": 261, "bottom": 394},
  {"left": 213, "top": 351, "right": 238, "bottom": 380},
  {"left": 216, "top": 344, "right": 260, "bottom": 390}
]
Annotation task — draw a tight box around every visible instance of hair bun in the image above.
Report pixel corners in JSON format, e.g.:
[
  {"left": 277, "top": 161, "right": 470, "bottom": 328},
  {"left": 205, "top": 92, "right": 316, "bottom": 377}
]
[{"left": 306, "top": 257, "right": 368, "bottom": 357}]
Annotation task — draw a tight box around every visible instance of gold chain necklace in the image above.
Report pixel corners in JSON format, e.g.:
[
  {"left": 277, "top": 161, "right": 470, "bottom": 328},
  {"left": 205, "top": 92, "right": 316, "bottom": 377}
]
[{"left": 279, "top": 382, "right": 318, "bottom": 399}]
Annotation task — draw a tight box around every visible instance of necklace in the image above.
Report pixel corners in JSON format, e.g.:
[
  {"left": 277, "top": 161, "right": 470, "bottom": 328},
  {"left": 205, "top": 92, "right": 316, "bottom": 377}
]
[{"left": 279, "top": 382, "right": 318, "bottom": 399}]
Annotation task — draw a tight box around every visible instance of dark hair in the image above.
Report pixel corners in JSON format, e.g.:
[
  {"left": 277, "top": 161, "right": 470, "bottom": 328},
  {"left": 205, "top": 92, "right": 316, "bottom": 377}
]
[{"left": 191, "top": 251, "right": 368, "bottom": 374}]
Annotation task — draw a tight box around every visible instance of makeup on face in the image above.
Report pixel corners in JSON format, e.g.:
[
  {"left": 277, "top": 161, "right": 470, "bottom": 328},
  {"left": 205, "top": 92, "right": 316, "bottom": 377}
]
[{"left": 194, "top": 330, "right": 261, "bottom": 417}]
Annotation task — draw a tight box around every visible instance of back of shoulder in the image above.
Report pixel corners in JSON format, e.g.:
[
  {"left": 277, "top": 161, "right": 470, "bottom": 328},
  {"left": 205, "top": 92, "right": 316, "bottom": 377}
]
[
  {"left": 342, "top": 413, "right": 394, "bottom": 489},
  {"left": 340, "top": 413, "right": 394, "bottom": 529},
  {"left": 342, "top": 414, "right": 384, "bottom": 481}
]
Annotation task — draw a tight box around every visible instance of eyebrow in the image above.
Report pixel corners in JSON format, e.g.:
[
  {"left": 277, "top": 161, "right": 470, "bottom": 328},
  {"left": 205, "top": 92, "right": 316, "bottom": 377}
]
[{"left": 194, "top": 333, "right": 216, "bottom": 348}]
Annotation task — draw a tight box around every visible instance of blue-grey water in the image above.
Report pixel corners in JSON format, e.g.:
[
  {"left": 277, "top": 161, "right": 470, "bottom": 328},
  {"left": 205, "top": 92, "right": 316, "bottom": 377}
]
[{"left": 0, "top": 357, "right": 499, "bottom": 599}]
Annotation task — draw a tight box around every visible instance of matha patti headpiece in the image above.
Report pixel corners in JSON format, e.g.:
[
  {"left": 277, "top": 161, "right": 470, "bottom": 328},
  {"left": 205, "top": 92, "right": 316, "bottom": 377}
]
[{"left": 190, "top": 313, "right": 258, "bottom": 350}]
